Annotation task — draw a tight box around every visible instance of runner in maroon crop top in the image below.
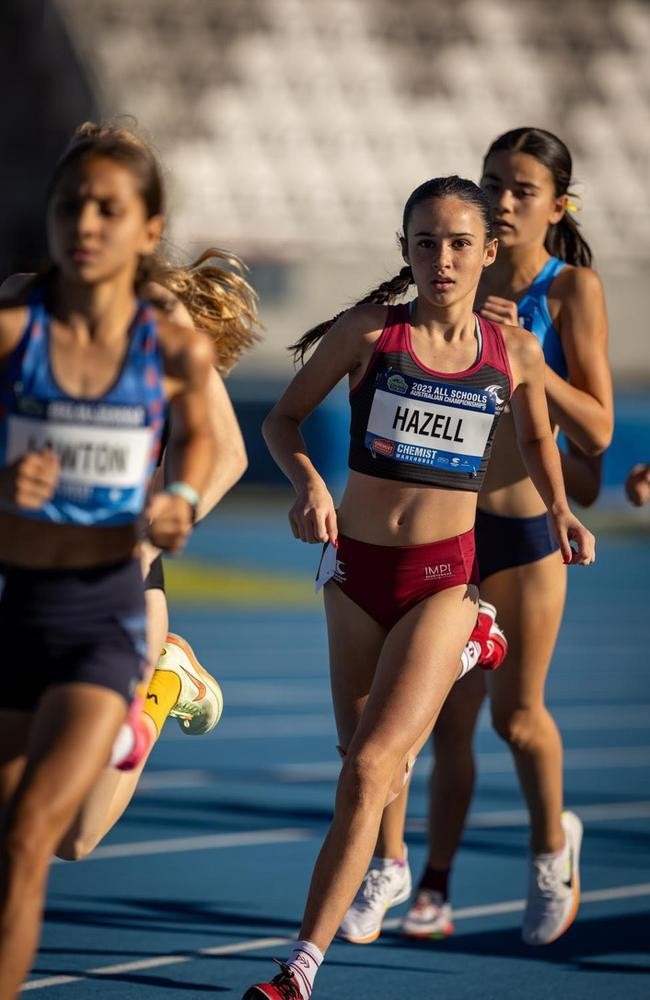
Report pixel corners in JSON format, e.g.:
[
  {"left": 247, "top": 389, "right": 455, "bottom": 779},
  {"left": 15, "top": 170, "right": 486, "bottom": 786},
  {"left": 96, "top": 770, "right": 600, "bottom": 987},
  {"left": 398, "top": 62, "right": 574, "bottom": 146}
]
[{"left": 241, "top": 175, "right": 595, "bottom": 1000}]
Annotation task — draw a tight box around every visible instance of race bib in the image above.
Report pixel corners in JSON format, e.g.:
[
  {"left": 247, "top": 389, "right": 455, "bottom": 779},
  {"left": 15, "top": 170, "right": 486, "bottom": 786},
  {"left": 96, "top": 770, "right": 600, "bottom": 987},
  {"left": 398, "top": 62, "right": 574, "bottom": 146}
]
[
  {"left": 365, "top": 370, "right": 502, "bottom": 476},
  {"left": 7, "top": 414, "right": 153, "bottom": 489}
]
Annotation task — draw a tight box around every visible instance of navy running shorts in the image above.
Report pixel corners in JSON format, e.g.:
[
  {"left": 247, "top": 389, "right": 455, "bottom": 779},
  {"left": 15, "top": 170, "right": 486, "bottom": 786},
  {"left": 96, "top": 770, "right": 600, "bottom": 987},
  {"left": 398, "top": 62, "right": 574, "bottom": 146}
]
[
  {"left": 0, "top": 558, "right": 147, "bottom": 711},
  {"left": 475, "top": 508, "right": 560, "bottom": 582}
]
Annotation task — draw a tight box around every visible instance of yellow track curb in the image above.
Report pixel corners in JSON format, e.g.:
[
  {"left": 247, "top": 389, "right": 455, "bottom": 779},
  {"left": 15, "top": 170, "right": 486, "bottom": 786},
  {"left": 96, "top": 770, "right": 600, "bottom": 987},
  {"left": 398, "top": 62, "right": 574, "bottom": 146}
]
[{"left": 164, "top": 559, "right": 319, "bottom": 607}]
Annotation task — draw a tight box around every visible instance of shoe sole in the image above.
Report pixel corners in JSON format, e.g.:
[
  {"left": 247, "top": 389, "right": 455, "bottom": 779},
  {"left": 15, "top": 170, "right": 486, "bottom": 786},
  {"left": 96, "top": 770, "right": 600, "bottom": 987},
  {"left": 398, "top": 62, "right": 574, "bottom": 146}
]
[
  {"left": 337, "top": 879, "right": 413, "bottom": 944},
  {"left": 523, "top": 812, "right": 583, "bottom": 946},
  {"left": 401, "top": 922, "right": 455, "bottom": 940},
  {"left": 166, "top": 632, "right": 224, "bottom": 734},
  {"left": 544, "top": 813, "right": 582, "bottom": 944}
]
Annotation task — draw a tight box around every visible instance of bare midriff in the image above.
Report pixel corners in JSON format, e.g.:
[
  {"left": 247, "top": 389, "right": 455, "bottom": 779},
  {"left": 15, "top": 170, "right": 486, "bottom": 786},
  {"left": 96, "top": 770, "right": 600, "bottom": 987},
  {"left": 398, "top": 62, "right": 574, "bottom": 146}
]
[
  {"left": 337, "top": 469, "right": 477, "bottom": 546},
  {"left": 0, "top": 510, "right": 138, "bottom": 569},
  {"left": 477, "top": 408, "right": 551, "bottom": 518}
]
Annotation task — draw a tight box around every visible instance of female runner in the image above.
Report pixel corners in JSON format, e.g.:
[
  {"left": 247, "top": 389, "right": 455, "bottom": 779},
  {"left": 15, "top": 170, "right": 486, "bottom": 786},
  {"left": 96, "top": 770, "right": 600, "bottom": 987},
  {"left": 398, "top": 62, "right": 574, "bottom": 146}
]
[
  {"left": 0, "top": 120, "right": 218, "bottom": 998},
  {"left": 0, "top": 140, "right": 262, "bottom": 863},
  {"left": 347, "top": 128, "right": 613, "bottom": 951},
  {"left": 241, "top": 173, "right": 594, "bottom": 1000},
  {"left": 56, "top": 251, "right": 260, "bottom": 860}
]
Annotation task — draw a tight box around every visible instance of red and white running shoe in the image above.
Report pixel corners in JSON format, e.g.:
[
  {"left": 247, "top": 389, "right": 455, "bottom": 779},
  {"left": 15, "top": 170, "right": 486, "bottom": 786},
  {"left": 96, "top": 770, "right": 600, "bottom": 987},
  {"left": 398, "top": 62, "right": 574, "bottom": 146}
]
[
  {"left": 471, "top": 599, "right": 508, "bottom": 671},
  {"left": 242, "top": 961, "right": 303, "bottom": 999}
]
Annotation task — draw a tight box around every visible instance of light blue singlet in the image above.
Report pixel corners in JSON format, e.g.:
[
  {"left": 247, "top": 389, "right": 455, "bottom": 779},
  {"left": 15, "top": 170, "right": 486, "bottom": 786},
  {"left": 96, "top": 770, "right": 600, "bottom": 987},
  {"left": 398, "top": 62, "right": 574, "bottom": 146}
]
[{"left": 517, "top": 256, "right": 568, "bottom": 379}]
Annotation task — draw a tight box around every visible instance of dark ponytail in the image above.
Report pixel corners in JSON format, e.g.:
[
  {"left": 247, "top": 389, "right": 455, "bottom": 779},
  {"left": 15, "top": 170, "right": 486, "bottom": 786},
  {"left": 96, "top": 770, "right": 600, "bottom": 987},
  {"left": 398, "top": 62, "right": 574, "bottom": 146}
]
[
  {"left": 290, "top": 266, "right": 414, "bottom": 365},
  {"left": 291, "top": 175, "right": 494, "bottom": 365},
  {"left": 483, "top": 127, "right": 592, "bottom": 267}
]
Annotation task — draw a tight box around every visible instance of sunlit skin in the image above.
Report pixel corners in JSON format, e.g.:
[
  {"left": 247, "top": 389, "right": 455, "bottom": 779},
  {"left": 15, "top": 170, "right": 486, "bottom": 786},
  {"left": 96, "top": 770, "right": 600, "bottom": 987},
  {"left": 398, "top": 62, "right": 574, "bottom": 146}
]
[
  {"left": 625, "top": 463, "right": 650, "bottom": 506},
  {"left": 47, "top": 154, "right": 163, "bottom": 294},
  {"left": 373, "top": 152, "right": 611, "bottom": 886},
  {"left": 0, "top": 151, "right": 220, "bottom": 1000},
  {"left": 0, "top": 155, "right": 214, "bottom": 568},
  {"left": 400, "top": 197, "right": 498, "bottom": 327},
  {"left": 259, "top": 177, "right": 595, "bottom": 972},
  {"left": 475, "top": 147, "right": 612, "bottom": 507},
  {"left": 482, "top": 150, "right": 565, "bottom": 251}
]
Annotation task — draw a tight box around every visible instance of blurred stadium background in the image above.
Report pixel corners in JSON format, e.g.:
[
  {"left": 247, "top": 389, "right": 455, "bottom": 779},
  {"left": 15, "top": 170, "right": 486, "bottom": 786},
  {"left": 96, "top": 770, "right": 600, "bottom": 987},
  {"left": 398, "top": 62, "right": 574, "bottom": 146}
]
[
  {"left": 0, "top": 0, "right": 648, "bottom": 504},
  {"left": 3, "top": 6, "right": 648, "bottom": 995}
]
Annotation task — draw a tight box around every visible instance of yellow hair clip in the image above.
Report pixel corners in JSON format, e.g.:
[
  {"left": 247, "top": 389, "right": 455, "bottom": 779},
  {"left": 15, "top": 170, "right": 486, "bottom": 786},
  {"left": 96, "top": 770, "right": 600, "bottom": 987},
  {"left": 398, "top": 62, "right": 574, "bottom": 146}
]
[{"left": 566, "top": 192, "right": 582, "bottom": 213}]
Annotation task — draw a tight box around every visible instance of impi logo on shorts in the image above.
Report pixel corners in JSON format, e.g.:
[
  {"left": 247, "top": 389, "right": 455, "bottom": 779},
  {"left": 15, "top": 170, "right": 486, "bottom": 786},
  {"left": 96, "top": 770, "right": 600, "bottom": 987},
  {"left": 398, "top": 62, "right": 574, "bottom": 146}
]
[{"left": 424, "top": 563, "right": 453, "bottom": 580}]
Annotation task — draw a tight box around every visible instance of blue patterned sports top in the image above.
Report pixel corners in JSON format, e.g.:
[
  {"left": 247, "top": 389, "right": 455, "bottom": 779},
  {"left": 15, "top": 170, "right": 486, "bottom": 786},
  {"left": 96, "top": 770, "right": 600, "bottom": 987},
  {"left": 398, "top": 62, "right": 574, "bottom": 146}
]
[
  {"left": 517, "top": 257, "right": 567, "bottom": 378},
  {"left": 0, "top": 292, "right": 166, "bottom": 525}
]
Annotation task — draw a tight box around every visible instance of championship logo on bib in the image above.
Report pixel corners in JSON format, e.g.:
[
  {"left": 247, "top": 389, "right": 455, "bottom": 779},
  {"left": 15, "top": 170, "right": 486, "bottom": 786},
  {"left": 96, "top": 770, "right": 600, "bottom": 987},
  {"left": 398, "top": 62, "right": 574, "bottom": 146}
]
[{"left": 365, "top": 370, "right": 498, "bottom": 476}]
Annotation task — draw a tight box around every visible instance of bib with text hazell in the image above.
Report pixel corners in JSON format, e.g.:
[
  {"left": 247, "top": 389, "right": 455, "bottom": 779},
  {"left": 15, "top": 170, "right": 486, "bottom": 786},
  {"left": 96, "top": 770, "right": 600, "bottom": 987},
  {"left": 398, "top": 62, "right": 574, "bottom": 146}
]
[{"left": 364, "top": 369, "right": 498, "bottom": 477}]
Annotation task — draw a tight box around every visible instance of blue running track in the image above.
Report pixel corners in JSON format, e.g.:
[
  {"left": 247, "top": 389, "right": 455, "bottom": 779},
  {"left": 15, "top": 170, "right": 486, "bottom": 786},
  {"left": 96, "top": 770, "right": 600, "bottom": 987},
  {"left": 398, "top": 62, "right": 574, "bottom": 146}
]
[{"left": 29, "top": 499, "right": 649, "bottom": 999}]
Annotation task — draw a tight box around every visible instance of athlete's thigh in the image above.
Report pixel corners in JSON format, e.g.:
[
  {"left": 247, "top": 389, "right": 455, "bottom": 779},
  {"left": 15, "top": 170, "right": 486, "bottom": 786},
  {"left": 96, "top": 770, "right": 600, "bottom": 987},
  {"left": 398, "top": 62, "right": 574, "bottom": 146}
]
[
  {"left": 483, "top": 551, "right": 567, "bottom": 712},
  {"left": 351, "top": 584, "right": 478, "bottom": 762},
  {"left": 324, "top": 582, "right": 387, "bottom": 749},
  {"left": 433, "top": 664, "right": 487, "bottom": 749},
  {"left": 0, "top": 709, "right": 32, "bottom": 812},
  {"left": 12, "top": 684, "right": 126, "bottom": 832}
]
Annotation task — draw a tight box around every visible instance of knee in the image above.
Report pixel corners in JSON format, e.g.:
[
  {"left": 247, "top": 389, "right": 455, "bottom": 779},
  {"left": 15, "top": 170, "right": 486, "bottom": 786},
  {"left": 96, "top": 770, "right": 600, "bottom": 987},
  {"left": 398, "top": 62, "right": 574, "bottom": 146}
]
[
  {"left": 2, "top": 813, "right": 54, "bottom": 883},
  {"left": 337, "top": 750, "right": 394, "bottom": 811},
  {"left": 337, "top": 746, "right": 413, "bottom": 810},
  {"left": 491, "top": 705, "right": 538, "bottom": 751}
]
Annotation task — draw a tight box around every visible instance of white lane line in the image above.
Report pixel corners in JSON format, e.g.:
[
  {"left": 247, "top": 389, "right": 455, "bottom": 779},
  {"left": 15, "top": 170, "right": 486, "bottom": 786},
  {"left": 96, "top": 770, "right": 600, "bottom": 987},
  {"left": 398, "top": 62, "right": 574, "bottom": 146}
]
[
  {"left": 410, "top": 800, "right": 650, "bottom": 830},
  {"left": 164, "top": 715, "right": 335, "bottom": 740},
  {"left": 383, "top": 882, "right": 650, "bottom": 927},
  {"left": 161, "top": 705, "right": 650, "bottom": 741},
  {"left": 212, "top": 696, "right": 650, "bottom": 730},
  {"left": 24, "top": 883, "right": 650, "bottom": 992},
  {"left": 23, "top": 937, "right": 290, "bottom": 991},
  {"left": 53, "top": 828, "right": 311, "bottom": 864},
  {"left": 270, "top": 745, "right": 650, "bottom": 779},
  {"left": 53, "top": 800, "right": 650, "bottom": 865},
  {"left": 384, "top": 882, "right": 650, "bottom": 926}
]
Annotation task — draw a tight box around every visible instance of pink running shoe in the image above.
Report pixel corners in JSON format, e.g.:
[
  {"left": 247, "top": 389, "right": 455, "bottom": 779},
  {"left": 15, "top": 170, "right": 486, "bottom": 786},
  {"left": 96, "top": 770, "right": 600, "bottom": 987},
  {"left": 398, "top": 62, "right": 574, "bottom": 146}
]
[
  {"left": 242, "top": 961, "right": 303, "bottom": 999},
  {"left": 400, "top": 889, "right": 455, "bottom": 939},
  {"left": 110, "top": 690, "right": 154, "bottom": 771},
  {"left": 470, "top": 599, "right": 508, "bottom": 671}
]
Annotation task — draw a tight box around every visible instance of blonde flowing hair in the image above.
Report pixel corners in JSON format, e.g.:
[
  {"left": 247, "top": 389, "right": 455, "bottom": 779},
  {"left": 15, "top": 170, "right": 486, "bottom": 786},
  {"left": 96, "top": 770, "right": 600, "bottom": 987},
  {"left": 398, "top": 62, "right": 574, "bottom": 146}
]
[{"left": 150, "top": 248, "right": 261, "bottom": 374}]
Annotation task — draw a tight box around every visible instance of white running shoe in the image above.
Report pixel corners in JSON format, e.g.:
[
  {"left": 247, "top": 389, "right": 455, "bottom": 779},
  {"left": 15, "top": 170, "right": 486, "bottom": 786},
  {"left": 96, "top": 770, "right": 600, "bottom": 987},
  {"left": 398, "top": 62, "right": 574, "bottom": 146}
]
[
  {"left": 337, "top": 850, "right": 412, "bottom": 944},
  {"left": 400, "top": 889, "right": 454, "bottom": 939},
  {"left": 160, "top": 633, "right": 224, "bottom": 735},
  {"left": 522, "top": 810, "right": 583, "bottom": 945}
]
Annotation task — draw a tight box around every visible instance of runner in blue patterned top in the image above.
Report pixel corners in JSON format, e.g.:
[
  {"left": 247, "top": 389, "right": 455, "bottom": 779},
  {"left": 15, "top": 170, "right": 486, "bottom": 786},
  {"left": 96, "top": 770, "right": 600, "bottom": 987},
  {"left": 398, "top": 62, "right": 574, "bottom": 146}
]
[
  {"left": 0, "top": 121, "right": 217, "bottom": 998},
  {"left": 0, "top": 289, "right": 166, "bottom": 526}
]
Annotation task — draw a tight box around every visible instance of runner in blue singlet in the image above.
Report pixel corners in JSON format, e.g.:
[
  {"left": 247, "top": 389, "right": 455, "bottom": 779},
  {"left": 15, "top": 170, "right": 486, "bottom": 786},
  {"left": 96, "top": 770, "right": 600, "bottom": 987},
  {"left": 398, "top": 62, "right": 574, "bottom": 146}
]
[{"left": 0, "top": 121, "right": 219, "bottom": 996}]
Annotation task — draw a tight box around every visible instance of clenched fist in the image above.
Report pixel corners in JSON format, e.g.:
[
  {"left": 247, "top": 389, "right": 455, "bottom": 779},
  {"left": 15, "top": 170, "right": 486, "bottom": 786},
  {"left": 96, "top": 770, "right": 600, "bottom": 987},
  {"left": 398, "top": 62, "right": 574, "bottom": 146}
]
[
  {"left": 1, "top": 448, "right": 59, "bottom": 509},
  {"left": 145, "top": 491, "right": 194, "bottom": 553}
]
